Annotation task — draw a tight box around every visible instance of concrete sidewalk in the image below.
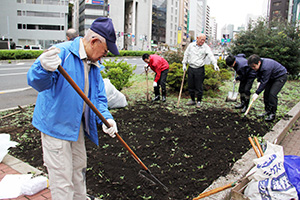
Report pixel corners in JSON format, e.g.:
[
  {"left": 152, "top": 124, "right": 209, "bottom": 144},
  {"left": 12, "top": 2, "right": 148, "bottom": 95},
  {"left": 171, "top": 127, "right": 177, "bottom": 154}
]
[{"left": 1, "top": 102, "right": 300, "bottom": 200}]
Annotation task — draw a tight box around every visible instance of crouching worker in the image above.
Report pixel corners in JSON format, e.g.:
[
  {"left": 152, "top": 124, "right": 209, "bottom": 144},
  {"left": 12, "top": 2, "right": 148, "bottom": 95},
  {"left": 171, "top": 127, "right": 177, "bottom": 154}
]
[
  {"left": 27, "top": 17, "right": 119, "bottom": 200},
  {"left": 225, "top": 54, "right": 256, "bottom": 113},
  {"left": 142, "top": 53, "right": 169, "bottom": 102},
  {"left": 248, "top": 54, "right": 287, "bottom": 122}
]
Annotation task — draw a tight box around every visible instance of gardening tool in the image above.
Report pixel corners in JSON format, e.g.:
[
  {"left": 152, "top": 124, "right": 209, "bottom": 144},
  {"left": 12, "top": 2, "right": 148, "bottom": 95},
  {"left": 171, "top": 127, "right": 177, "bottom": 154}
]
[
  {"left": 145, "top": 66, "right": 151, "bottom": 101},
  {"left": 57, "top": 65, "right": 168, "bottom": 192},
  {"left": 0, "top": 105, "right": 25, "bottom": 120},
  {"left": 177, "top": 69, "right": 186, "bottom": 107},
  {"left": 225, "top": 71, "right": 238, "bottom": 102},
  {"left": 254, "top": 136, "right": 264, "bottom": 156},
  {"left": 244, "top": 97, "right": 255, "bottom": 116},
  {"left": 248, "top": 136, "right": 261, "bottom": 158},
  {"left": 192, "top": 170, "right": 257, "bottom": 200},
  {"left": 193, "top": 181, "right": 238, "bottom": 200}
]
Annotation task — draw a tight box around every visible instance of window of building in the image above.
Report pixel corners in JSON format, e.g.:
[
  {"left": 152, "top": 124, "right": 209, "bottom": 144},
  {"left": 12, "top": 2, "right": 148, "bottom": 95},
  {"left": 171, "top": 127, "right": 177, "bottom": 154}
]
[
  {"left": 273, "top": 2, "right": 281, "bottom": 6},
  {"left": 17, "top": 10, "right": 22, "bottom": 16},
  {"left": 17, "top": 24, "right": 22, "bottom": 29},
  {"left": 27, "top": 11, "right": 60, "bottom": 18}
]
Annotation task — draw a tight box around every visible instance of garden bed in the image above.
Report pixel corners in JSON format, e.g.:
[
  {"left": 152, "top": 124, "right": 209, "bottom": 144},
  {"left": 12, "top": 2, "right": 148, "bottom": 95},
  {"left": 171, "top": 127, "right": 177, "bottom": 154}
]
[{"left": 0, "top": 102, "right": 273, "bottom": 199}]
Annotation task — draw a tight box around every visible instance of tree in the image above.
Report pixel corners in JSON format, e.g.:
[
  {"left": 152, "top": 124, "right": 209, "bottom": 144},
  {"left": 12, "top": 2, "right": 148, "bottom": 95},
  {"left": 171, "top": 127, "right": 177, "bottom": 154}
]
[{"left": 229, "top": 19, "right": 300, "bottom": 77}]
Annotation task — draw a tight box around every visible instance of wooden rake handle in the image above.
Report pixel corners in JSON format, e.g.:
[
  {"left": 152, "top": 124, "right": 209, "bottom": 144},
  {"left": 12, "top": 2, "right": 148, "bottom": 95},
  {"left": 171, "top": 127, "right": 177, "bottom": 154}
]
[
  {"left": 57, "top": 65, "right": 149, "bottom": 171},
  {"left": 193, "top": 181, "right": 237, "bottom": 200},
  {"left": 177, "top": 70, "right": 186, "bottom": 107}
]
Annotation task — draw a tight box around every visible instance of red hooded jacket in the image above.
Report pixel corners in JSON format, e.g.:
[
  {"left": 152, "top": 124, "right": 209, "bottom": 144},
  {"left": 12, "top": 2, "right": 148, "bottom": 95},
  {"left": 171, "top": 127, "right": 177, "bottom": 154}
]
[{"left": 148, "top": 54, "right": 169, "bottom": 82}]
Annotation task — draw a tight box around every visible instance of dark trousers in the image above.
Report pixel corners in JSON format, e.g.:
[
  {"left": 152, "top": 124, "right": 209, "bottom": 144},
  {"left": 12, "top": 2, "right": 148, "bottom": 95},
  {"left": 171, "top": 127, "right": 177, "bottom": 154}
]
[
  {"left": 154, "top": 69, "right": 169, "bottom": 96},
  {"left": 239, "top": 78, "right": 255, "bottom": 97},
  {"left": 264, "top": 74, "right": 287, "bottom": 114},
  {"left": 187, "top": 67, "right": 205, "bottom": 101}
]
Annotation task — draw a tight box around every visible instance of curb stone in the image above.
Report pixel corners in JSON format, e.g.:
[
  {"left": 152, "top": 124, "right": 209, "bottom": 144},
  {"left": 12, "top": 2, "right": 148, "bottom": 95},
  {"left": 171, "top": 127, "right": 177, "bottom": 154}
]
[{"left": 197, "top": 100, "right": 300, "bottom": 200}]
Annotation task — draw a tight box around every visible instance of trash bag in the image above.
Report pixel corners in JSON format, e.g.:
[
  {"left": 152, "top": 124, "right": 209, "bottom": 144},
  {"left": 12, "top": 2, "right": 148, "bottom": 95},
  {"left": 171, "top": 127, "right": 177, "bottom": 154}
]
[
  {"left": 284, "top": 155, "right": 300, "bottom": 199},
  {"left": 0, "top": 134, "right": 18, "bottom": 162},
  {"left": 103, "top": 79, "right": 127, "bottom": 109},
  {"left": 244, "top": 142, "right": 298, "bottom": 200}
]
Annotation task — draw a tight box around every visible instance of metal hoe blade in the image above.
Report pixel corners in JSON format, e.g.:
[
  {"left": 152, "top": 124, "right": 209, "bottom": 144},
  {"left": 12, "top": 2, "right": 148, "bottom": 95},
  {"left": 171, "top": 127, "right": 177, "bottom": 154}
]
[{"left": 139, "top": 170, "right": 169, "bottom": 192}]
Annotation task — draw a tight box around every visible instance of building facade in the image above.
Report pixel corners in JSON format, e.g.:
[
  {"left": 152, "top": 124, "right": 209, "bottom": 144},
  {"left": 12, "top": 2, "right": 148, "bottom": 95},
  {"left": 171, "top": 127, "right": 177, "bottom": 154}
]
[{"left": 0, "top": 0, "right": 68, "bottom": 49}]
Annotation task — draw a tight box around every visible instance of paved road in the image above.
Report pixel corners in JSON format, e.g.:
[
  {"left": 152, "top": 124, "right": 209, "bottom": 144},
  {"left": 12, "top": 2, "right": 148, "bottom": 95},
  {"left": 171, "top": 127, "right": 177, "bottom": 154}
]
[{"left": 0, "top": 57, "right": 145, "bottom": 111}]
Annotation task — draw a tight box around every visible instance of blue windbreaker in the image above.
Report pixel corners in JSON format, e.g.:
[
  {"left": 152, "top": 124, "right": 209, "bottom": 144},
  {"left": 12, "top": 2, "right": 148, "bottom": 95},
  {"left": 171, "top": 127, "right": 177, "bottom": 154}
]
[
  {"left": 27, "top": 37, "right": 113, "bottom": 145},
  {"left": 255, "top": 58, "right": 287, "bottom": 95},
  {"left": 234, "top": 54, "right": 257, "bottom": 81}
]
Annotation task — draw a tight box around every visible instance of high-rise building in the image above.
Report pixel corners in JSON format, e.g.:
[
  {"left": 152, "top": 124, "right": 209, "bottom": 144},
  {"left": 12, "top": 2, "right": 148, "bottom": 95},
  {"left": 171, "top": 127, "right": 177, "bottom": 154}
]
[
  {"left": 269, "top": 0, "right": 290, "bottom": 22},
  {"left": 189, "top": 0, "right": 204, "bottom": 41},
  {"left": 0, "top": 0, "right": 68, "bottom": 49}
]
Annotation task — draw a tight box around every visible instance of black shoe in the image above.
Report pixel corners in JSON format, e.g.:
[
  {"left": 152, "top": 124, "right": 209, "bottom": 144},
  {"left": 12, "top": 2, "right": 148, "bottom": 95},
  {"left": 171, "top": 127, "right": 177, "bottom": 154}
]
[
  {"left": 265, "top": 114, "right": 276, "bottom": 122},
  {"left": 162, "top": 96, "right": 166, "bottom": 102},
  {"left": 152, "top": 95, "right": 160, "bottom": 101},
  {"left": 234, "top": 103, "right": 244, "bottom": 109},
  {"left": 258, "top": 112, "right": 270, "bottom": 118}
]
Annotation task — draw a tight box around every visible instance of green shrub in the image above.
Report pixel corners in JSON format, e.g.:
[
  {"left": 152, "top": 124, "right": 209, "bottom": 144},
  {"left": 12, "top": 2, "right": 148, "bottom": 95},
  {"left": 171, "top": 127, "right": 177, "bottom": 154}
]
[
  {"left": 167, "top": 62, "right": 187, "bottom": 92},
  {"left": 0, "top": 50, "right": 43, "bottom": 60},
  {"left": 101, "top": 58, "right": 136, "bottom": 91}
]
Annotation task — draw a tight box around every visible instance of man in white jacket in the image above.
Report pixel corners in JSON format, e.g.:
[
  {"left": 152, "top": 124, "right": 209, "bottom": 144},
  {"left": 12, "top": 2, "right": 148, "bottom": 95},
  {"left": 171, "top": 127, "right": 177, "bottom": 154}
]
[{"left": 182, "top": 33, "right": 219, "bottom": 108}]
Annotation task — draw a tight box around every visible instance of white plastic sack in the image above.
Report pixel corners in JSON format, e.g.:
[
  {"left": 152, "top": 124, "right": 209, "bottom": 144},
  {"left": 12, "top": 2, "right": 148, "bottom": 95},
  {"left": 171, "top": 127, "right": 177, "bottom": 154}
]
[
  {"left": 0, "top": 134, "right": 18, "bottom": 162},
  {"left": 103, "top": 78, "right": 127, "bottom": 109},
  {"left": 244, "top": 142, "right": 298, "bottom": 200},
  {"left": 0, "top": 174, "right": 32, "bottom": 199},
  {"left": 21, "top": 176, "right": 48, "bottom": 196}
]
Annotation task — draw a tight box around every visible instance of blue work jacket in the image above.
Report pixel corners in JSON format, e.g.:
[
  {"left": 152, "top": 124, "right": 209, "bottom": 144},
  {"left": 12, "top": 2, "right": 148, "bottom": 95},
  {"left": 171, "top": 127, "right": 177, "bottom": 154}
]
[
  {"left": 234, "top": 54, "right": 257, "bottom": 81},
  {"left": 256, "top": 58, "right": 287, "bottom": 95},
  {"left": 27, "top": 37, "right": 113, "bottom": 145}
]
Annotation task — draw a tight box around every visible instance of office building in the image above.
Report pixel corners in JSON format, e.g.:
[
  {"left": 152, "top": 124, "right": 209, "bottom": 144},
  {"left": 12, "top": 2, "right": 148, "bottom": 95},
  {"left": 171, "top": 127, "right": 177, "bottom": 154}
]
[{"left": 0, "top": 0, "right": 68, "bottom": 49}]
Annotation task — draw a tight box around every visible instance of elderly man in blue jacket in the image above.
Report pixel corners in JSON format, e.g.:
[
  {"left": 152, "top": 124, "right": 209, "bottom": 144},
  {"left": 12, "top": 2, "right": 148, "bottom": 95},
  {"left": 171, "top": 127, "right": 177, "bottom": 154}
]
[
  {"left": 226, "top": 54, "right": 257, "bottom": 113},
  {"left": 27, "top": 17, "right": 119, "bottom": 200},
  {"left": 248, "top": 54, "right": 287, "bottom": 122}
]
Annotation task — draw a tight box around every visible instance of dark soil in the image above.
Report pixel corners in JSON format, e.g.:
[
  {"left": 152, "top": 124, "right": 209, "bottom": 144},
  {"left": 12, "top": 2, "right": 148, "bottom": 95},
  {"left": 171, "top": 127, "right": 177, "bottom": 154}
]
[{"left": 0, "top": 102, "right": 272, "bottom": 199}]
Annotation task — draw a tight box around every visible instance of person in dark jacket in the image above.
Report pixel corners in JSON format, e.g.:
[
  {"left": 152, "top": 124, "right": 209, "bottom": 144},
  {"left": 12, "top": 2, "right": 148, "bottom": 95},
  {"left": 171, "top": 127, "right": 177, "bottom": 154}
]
[
  {"left": 248, "top": 54, "right": 287, "bottom": 122},
  {"left": 226, "top": 54, "right": 257, "bottom": 113},
  {"left": 142, "top": 53, "right": 169, "bottom": 102}
]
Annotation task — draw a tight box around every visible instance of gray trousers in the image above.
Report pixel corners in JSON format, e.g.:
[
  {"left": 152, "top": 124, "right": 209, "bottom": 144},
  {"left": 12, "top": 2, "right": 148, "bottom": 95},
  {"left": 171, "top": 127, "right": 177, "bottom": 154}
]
[{"left": 41, "top": 121, "right": 87, "bottom": 200}]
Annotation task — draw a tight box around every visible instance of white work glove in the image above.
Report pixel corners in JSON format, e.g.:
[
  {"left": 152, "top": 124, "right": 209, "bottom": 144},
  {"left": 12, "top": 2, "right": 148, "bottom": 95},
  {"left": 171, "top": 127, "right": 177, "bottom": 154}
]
[
  {"left": 153, "top": 81, "right": 157, "bottom": 87},
  {"left": 102, "top": 119, "right": 117, "bottom": 138},
  {"left": 252, "top": 93, "right": 259, "bottom": 102},
  {"left": 182, "top": 63, "right": 187, "bottom": 71},
  {"left": 214, "top": 64, "right": 220, "bottom": 71},
  {"left": 40, "top": 47, "right": 61, "bottom": 72}
]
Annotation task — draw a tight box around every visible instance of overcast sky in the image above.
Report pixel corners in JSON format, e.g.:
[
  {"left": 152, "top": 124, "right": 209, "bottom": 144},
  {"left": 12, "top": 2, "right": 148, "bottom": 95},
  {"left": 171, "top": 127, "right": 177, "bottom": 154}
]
[{"left": 208, "top": 0, "right": 269, "bottom": 37}]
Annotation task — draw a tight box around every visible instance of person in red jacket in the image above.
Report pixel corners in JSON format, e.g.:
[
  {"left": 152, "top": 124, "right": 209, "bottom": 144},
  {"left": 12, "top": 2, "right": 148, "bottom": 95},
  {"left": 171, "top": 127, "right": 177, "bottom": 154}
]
[{"left": 142, "top": 53, "right": 169, "bottom": 102}]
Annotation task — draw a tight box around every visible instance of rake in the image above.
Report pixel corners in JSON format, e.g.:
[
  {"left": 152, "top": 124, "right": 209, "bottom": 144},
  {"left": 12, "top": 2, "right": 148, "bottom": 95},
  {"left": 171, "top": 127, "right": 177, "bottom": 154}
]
[{"left": 57, "top": 65, "right": 168, "bottom": 192}]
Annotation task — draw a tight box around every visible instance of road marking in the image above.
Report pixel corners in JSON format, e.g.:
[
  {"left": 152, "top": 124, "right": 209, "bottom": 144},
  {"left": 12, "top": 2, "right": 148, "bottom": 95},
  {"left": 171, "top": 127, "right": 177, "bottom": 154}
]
[
  {"left": 0, "top": 67, "right": 30, "bottom": 71},
  {"left": 0, "top": 72, "right": 27, "bottom": 77},
  {"left": 0, "top": 87, "right": 32, "bottom": 94},
  {"left": 16, "top": 63, "right": 25, "bottom": 65}
]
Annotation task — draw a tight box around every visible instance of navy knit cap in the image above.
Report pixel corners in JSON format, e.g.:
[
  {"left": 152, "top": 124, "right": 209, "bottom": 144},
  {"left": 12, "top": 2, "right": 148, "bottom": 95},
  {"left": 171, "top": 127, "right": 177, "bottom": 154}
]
[{"left": 90, "top": 17, "right": 119, "bottom": 55}]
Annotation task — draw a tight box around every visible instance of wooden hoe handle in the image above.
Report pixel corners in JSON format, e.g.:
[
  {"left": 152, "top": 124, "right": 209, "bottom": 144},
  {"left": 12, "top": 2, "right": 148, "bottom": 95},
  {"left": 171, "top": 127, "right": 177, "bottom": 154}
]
[
  {"left": 177, "top": 70, "right": 186, "bottom": 107},
  {"left": 193, "top": 181, "right": 237, "bottom": 200},
  {"left": 57, "top": 65, "right": 149, "bottom": 171}
]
